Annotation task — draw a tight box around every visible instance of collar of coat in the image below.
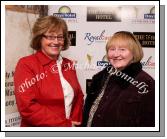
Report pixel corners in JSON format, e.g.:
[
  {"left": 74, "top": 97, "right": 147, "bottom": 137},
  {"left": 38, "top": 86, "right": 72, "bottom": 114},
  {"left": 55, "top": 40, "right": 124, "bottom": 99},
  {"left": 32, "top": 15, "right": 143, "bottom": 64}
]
[{"left": 104, "top": 62, "right": 143, "bottom": 89}]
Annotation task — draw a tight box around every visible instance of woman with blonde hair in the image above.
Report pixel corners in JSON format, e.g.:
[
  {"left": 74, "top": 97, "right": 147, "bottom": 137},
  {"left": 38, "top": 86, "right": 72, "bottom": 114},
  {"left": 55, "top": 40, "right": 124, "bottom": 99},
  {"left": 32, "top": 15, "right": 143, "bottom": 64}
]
[{"left": 82, "top": 31, "right": 155, "bottom": 127}]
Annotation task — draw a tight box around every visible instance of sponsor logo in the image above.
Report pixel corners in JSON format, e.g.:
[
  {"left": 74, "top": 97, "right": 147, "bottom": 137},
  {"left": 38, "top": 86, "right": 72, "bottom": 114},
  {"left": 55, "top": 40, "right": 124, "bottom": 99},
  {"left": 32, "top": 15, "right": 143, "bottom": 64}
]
[
  {"left": 133, "top": 32, "right": 155, "bottom": 48},
  {"left": 86, "top": 54, "right": 93, "bottom": 65},
  {"left": 84, "top": 30, "right": 111, "bottom": 45},
  {"left": 144, "top": 6, "right": 155, "bottom": 19},
  {"left": 131, "top": 6, "right": 155, "bottom": 24},
  {"left": 59, "top": 6, "right": 71, "bottom": 13},
  {"left": 97, "top": 55, "right": 110, "bottom": 70},
  {"left": 87, "top": 7, "right": 121, "bottom": 22},
  {"left": 141, "top": 56, "right": 155, "bottom": 69},
  {"left": 53, "top": 6, "right": 77, "bottom": 23},
  {"left": 53, "top": 13, "right": 76, "bottom": 18},
  {"left": 144, "top": 14, "right": 155, "bottom": 19},
  {"left": 53, "top": 6, "right": 76, "bottom": 18},
  {"left": 97, "top": 61, "right": 110, "bottom": 67}
]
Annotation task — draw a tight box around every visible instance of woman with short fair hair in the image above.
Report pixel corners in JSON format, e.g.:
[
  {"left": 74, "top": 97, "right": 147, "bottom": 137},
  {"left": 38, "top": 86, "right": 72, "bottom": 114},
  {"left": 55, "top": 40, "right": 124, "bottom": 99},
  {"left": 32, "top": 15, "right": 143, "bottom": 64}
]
[{"left": 82, "top": 31, "right": 155, "bottom": 127}]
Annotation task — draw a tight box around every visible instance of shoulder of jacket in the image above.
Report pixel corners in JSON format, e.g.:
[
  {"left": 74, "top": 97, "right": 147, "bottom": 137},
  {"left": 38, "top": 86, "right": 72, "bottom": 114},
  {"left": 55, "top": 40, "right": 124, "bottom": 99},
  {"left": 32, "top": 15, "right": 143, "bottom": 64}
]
[
  {"left": 17, "top": 53, "right": 37, "bottom": 66},
  {"left": 138, "top": 70, "right": 154, "bottom": 80},
  {"left": 136, "top": 70, "right": 155, "bottom": 85},
  {"left": 93, "top": 68, "right": 108, "bottom": 80}
]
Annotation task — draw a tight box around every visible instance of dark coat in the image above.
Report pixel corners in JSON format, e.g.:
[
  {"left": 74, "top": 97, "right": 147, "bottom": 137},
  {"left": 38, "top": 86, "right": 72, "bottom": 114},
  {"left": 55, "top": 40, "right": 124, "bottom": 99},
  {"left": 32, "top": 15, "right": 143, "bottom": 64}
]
[{"left": 82, "top": 62, "right": 155, "bottom": 127}]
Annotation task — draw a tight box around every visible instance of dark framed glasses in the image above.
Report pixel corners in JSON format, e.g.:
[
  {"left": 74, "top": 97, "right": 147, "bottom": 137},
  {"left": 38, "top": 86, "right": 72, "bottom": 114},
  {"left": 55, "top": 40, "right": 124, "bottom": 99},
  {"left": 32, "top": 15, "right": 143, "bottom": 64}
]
[{"left": 43, "top": 35, "right": 64, "bottom": 41}]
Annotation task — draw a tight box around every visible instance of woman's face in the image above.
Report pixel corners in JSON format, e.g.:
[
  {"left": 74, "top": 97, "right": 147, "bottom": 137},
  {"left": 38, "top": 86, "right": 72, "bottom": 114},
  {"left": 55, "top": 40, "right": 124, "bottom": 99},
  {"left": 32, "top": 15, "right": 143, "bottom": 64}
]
[
  {"left": 41, "top": 30, "right": 64, "bottom": 60},
  {"left": 107, "top": 46, "right": 133, "bottom": 70}
]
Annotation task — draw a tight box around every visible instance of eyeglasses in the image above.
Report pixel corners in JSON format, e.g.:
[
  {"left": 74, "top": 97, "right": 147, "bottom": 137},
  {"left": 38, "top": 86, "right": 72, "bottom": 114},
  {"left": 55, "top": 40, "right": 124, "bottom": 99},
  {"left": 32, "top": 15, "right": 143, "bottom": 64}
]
[{"left": 43, "top": 35, "right": 64, "bottom": 41}]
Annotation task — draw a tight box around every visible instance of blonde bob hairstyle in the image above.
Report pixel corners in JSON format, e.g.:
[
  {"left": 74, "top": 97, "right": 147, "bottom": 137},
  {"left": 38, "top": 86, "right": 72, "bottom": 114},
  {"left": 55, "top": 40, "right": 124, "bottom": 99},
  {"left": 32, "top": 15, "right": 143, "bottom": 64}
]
[
  {"left": 31, "top": 15, "right": 70, "bottom": 51},
  {"left": 106, "top": 31, "right": 144, "bottom": 63}
]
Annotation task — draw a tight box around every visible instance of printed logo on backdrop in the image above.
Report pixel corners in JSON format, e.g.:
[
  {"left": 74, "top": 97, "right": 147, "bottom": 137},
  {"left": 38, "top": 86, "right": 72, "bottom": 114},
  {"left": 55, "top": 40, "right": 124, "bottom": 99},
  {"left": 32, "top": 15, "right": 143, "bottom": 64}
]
[
  {"left": 5, "top": 71, "right": 17, "bottom": 111},
  {"left": 53, "top": 6, "right": 77, "bottom": 23},
  {"left": 6, "top": 113, "right": 21, "bottom": 127},
  {"left": 86, "top": 54, "right": 93, "bottom": 65},
  {"left": 141, "top": 56, "right": 155, "bottom": 69},
  {"left": 97, "top": 55, "right": 110, "bottom": 70},
  {"left": 78, "top": 54, "right": 97, "bottom": 71},
  {"left": 5, "top": 71, "right": 21, "bottom": 127},
  {"left": 67, "top": 54, "right": 98, "bottom": 71},
  {"left": 133, "top": 32, "right": 155, "bottom": 48},
  {"left": 131, "top": 6, "right": 155, "bottom": 24},
  {"left": 87, "top": 7, "right": 121, "bottom": 22},
  {"left": 84, "top": 30, "right": 111, "bottom": 45},
  {"left": 68, "top": 31, "right": 76, "bottom": 46},
  {"left": 144, "top": 6, "right": 155, "bottom": 19}
]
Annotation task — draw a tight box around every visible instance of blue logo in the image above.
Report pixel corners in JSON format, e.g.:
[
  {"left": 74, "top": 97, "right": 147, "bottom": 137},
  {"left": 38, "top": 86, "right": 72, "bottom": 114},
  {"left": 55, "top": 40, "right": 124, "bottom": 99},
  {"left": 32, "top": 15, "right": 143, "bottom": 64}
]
[
  {"left": 144, "top": 14, "right": 155, "bottom": 19},
  {"left": 53, "top": 13, "right": 76, "bottom": 18},
  {"left": 97, "top": 61, "right": 110, "bottom": 67},
  {"left": 53, "top": 6, "right": 76, "bottom": 18}
]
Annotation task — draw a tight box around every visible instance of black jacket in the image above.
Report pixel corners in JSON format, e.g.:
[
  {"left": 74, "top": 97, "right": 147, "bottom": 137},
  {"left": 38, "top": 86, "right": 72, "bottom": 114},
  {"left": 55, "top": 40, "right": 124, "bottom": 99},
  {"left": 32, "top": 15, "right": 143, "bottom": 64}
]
[{"left": 82, "top": 62, "right": 155, "bottom": 127}]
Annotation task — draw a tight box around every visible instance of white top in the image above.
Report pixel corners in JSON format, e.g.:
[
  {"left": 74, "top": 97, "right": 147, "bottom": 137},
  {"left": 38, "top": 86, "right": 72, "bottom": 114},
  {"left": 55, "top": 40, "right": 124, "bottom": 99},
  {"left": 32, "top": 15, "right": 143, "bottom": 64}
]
[{"left": 57, "top": 56, "right": 74, "bottom": 119}]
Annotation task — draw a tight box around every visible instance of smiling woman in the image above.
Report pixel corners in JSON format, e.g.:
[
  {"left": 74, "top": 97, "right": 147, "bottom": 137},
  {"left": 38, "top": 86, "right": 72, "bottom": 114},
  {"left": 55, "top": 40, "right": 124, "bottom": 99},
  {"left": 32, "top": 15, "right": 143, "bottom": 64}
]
[
  {"left": 82, "top": 31, "right": 155, "bottom": 127},
  {"left": 14, "top": 16, "right": 84, "bottom": 127}
]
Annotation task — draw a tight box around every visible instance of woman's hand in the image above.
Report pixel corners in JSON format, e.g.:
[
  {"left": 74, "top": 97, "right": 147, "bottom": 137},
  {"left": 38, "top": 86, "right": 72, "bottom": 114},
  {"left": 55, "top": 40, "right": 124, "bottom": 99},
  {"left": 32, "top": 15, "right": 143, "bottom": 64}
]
[{"left": 71, "top": 121, "right": 81, "bottom": 127}]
